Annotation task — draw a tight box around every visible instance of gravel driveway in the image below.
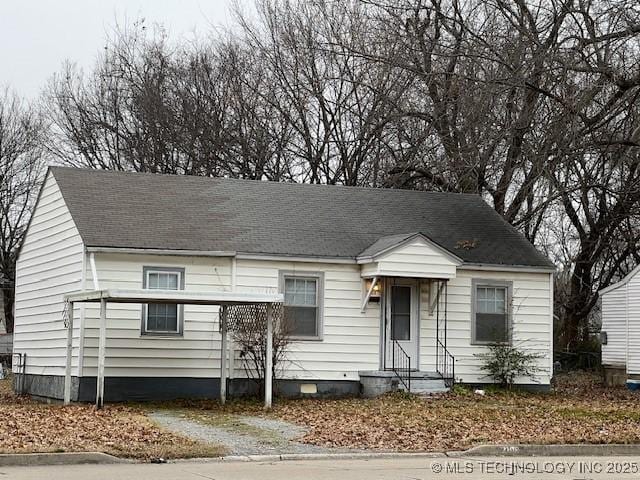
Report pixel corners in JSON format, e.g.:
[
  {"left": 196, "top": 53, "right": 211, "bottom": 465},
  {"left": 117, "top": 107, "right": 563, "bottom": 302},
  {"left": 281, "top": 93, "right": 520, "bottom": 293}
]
[{"left": 149, "top": 410, "right": 352, "bottom": 456}]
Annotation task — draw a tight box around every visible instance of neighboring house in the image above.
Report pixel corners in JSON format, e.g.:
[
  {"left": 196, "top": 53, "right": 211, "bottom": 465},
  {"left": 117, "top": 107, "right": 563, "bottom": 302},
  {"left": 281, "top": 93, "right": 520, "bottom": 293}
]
[
  {"left": 13, "top": 167, "right": 555, "bottom": 402},
  {"left": 599, "top": 266, "right": 640, "bottom": 386}
]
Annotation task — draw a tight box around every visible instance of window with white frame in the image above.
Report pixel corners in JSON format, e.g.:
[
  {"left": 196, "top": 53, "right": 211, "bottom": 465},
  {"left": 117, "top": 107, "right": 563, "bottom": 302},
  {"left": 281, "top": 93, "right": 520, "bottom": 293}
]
[
  {"left": 473, "top": 281, "right": 511, "bottom": 344},
  {"left": 142, "top": 267, "right": 185, "bottom": 335},
  {"left": 280, "top": 272, "right": 323, "bottom": 339}
]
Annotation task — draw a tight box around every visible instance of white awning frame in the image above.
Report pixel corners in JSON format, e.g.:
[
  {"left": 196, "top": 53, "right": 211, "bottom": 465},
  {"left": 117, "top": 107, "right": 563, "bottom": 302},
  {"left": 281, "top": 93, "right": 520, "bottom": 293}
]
[
  {"left": 63, "top": 289, "right": 283, "bottom": 305},
  {"left": 63, "top": 289, "right": 283, "bottom": 410}
]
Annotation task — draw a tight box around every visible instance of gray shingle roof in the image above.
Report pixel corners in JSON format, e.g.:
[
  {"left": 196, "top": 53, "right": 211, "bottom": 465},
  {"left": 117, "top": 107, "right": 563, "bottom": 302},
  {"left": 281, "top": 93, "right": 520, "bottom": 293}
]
[{"left": 50, "top": 167, "right": 554, "bottom": 268}]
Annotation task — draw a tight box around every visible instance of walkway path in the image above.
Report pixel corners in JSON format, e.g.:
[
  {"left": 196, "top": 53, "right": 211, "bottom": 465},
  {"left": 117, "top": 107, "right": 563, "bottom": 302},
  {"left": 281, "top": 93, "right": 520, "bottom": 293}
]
[{"left": 149, "top": 410, "right": 350, "bottom": 456}]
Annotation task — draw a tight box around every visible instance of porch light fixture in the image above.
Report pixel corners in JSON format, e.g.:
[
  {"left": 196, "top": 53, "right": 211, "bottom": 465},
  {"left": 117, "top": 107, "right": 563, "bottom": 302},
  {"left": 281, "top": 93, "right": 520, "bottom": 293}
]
[
  {"left": 365, "top": 278, "right": 382, "bottom": 301},
  {"left": 361, "top": 277, "right": 383, "bottom": 312}
]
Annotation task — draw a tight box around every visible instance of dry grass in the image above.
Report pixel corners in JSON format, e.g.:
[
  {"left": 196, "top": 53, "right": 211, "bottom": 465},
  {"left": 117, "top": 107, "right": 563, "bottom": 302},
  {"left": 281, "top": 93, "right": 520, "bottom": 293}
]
[
  {"left": 0, "top": 375, "right": 225, "bottom": 460},
  {"left": 155, "top": 372, "right": 640, "bottom": 452},
  {"left": 265, "top": 372, "right": 640, "bottom": 451},
  {"left": 5, "top": 371, "right": 639, "bottom": 456}
]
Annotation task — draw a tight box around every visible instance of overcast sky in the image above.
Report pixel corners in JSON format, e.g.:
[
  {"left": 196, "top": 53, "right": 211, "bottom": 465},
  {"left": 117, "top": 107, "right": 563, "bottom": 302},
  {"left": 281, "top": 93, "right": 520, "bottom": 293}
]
[{"left": 0, "top": 0, "right": 237, "bottom": 99}]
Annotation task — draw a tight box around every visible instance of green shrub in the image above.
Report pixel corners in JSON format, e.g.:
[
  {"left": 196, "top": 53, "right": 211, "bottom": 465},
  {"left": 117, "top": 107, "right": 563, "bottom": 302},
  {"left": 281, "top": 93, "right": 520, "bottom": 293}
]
[
  {"left": 475, "top": 344, "right": 544, "bottom": 389},
  {"left": 451, "top": 384, "right": 472, "bottom": 396}
]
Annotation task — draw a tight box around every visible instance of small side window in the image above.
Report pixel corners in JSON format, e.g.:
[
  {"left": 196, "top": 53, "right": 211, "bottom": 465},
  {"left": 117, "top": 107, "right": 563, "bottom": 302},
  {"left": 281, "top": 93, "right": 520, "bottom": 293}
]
[
  {"left": 279, "top": 271, "right": 324, "bottom": 340},
  {"left": 472, "top": 280, "right": 511, "bottom": 344},
  {"left": 142, "top": 267, "right": 185, "bottom": 336}
]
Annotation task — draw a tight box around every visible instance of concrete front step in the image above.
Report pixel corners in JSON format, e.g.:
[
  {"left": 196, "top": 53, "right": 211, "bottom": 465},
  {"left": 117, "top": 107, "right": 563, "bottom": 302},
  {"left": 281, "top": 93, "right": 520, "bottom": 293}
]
[
  {"left": 359, "top": 370, "right": 450, "bottom": 396},
  {"left": 401, "top": 378, "right": 448, "bottom": 394}
]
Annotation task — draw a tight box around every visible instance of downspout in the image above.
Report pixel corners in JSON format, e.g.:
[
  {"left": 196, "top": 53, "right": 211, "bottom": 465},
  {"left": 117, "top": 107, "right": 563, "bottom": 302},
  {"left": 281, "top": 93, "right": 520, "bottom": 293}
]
[
  {"left": 90, "top": 253, "right": 100, "bottom": 290},
  {"left": 626, "top": 281, "right": 630, "bottom": 377},
  {"left": 77, "top": 247, "right": 88, "bottom": 381}
]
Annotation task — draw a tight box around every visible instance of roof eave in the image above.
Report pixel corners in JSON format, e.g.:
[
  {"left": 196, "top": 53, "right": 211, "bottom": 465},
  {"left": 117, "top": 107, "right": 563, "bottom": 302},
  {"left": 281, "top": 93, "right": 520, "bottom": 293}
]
[
  {"left": 85, "top": 246, "right": 237, "bottom": 258},
  {"left": 458, "top": 263, "right": 556, "bottom": 273}
]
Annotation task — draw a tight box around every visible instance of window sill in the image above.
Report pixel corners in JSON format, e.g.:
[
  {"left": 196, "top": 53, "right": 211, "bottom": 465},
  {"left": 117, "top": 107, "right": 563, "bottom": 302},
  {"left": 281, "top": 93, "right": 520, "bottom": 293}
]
[
  {"left": 141, "top": 332, "right": 183, "bottom": 338},
  {"left": 288, "top": 335, "right": 324, "bottom": 342},
  {"left": 471, "top": 341, "right": 511, "bottom": 347}
]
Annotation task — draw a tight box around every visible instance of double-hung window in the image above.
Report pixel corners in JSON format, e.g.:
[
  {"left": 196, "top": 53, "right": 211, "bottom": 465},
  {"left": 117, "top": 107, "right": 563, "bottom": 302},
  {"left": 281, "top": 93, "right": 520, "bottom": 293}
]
[
  {"left": 142, "top": 267, "right": 185, "bottom": 335},
  {"left": 280, "top": 271, "right": 323, "bottom": 340},
  {"left": 472, "top": 280, "right": 511, "bottom": 344}
]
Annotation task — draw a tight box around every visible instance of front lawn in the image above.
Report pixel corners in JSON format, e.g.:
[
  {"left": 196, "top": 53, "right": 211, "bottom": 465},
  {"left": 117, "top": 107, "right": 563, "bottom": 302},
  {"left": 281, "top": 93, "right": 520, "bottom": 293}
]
[
  {"left": 166, "top": 372, "right": 640, "bottom": 452},
  {"left": 4, "top": 371, "right": 639, "bottom": 457},
  {"left": 270, "top": 372, "right": 640, "bottom": 451},
  {"left": 0, "top": 375, "right": 225, "bottom": 460}
]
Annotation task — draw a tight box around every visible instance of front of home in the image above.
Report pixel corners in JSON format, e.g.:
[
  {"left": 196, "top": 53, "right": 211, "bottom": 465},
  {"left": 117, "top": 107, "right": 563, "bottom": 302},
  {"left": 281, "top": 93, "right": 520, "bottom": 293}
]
[{"left": 13, "top": 167, "right": 554, "bottom": 402}]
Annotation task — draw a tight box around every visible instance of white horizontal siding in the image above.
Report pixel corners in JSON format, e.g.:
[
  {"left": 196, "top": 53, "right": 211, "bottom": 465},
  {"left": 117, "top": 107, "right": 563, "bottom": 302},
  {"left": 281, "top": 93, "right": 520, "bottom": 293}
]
[
  {"left": 81, "top": 253, "right": 231, "bottom": 378},
  {"left": 601, "top": 285, "right": 627, "bottom": 368},
  {"left": 81, "top": 256, "right": 380, "bottom": 381},
  {"left": 236, "top": 259, "right": 380, "bottom": 381},
  {"left": 80, "top": 254, "right": 550, "bottom": 385},
  {"left": 364, "top": 239, "right": 458, "bottom": 279},
  {"left": 419, "top": 269, "right": 552, "bottom": 384},
  {"left": 13, "top": 172, "right": 84, "bottom": 376}
]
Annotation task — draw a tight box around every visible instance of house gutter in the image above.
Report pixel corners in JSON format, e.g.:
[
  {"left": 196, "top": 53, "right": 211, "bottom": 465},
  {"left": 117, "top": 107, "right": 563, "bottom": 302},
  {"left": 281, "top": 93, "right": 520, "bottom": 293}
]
[
  {"left": 234, "top": 253, "right": 357, "bottom": 264},
  {"left": 457, "top": 263, "right": 556, "bottom": 273},
  {"left": 84, "top": 247, "right": 555, "bottom": 273},
  {"left": 85, "top": 247, "right": 236, "bottom": 257}
]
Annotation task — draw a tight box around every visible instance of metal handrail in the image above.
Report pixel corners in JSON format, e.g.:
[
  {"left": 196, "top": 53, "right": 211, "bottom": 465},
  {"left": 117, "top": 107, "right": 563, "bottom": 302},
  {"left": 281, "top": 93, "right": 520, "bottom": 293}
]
[
  {"left": 391, "top": 339, "right": 411, "bottom": 392},
  {"left": 436, "top": 339, "right": 455, "bottom": 388}
]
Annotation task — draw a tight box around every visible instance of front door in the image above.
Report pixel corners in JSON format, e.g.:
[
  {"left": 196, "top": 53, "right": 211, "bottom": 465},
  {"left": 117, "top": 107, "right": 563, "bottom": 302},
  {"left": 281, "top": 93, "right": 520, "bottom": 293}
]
[{"left": 384, "top": 278, "right": 419, "bottom": 370}]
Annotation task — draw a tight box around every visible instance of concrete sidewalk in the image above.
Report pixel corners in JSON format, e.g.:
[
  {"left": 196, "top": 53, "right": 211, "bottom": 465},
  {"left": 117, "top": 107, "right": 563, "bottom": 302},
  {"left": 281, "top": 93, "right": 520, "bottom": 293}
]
[{"left": 3, "top": 456, "right": 640, "bottom": 480}]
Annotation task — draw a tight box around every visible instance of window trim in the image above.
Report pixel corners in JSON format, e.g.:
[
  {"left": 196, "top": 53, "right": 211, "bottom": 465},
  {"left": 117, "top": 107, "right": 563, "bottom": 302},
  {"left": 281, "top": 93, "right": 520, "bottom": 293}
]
[
  {"left": 279, "top": 270, "right": 324, "bottom": 341},
  {"left": 471, "top": 278, "right": 513, "bottom": 345},
  {"left": 141, "top": 266, "right": 185, "bottom": 336}
]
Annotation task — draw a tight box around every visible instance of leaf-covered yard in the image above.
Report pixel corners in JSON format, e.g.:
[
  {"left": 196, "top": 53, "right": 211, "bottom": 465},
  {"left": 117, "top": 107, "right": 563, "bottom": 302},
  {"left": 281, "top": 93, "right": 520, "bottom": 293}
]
[
  {"left": 273, "top": 373, "right": 640, "bottom": 451},
  {"left": 165, "top": 372, "right": 640, "bottom": 452},
  {"left": 0, "top": 376, "right": 225, "bottom": 459},
  {"left": 3, "top": 372, "right": 640, "bottom": 458}
]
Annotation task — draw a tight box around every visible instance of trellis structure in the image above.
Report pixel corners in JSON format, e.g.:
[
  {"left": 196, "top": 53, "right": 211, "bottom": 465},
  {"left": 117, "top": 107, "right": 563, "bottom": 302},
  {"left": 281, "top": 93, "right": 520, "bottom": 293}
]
[
  {"left": 219, "top": 303, "right": 284, "bottom": 405},
  {"left": 222, "top": 303, "right": 284, "bottom": 333},
  {"left": 63, "top": 289, "right": 283, "bottom": 409}
]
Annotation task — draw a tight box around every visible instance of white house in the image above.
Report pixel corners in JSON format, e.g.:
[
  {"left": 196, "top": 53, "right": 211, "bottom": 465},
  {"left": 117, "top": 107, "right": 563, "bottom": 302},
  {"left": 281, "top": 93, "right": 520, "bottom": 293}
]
[
  {"left": 599, "top": 266, "right": 640, "bottom": 386},
  {"left": 13, "top": 167, "right": 555, "bottom": 404}
]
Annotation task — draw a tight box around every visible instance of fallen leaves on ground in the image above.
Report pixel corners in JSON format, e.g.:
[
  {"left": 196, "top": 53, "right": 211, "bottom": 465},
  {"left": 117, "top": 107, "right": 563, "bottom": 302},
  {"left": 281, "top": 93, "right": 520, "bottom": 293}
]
[
  {"left": 4, "top": 371, "right": 639, "bottom": 456},
  {"left": 0, "top": 377, "right": 225, "bottom": 459},
  {"left": 264, "top": 372, "right": 640, "bottom": 451}
]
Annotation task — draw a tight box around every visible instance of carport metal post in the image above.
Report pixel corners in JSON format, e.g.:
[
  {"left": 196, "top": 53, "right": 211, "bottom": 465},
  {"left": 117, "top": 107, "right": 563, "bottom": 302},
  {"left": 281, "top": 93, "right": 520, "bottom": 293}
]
[
  {"left": 63, "top": 302, "right": 74, "bottom": 405},
  {"left": 96, "top": 298, "right": 107, "bottom": 409},
  {"left": 265, "top": 303, "right": 273, "bottom": 409},
  {"left": 220, "top": 305, "right": 228, "bottom": 404}
]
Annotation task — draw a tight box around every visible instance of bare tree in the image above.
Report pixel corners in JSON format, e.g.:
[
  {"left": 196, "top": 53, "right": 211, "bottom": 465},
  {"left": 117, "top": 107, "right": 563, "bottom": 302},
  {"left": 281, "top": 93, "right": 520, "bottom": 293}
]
[
  {"left": 235, "top": 0, "right": 416, "bottom": 185},
  {"left": 230, "top": 304, "right": 293, "bottom": 396},
  {"left": 43, "top": 1, "right": 640, "bottom": 353},
  {"left": 0, "top": 88, "right": 45, "bottom": 333},
  {"left": 354, "top": 0, "right": 640, "bottom": 350},
  {"left": 46, "top": 21, "right": 190, "bottom": 173}
]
